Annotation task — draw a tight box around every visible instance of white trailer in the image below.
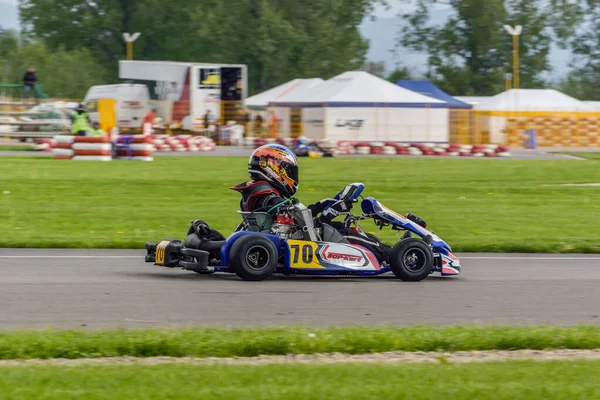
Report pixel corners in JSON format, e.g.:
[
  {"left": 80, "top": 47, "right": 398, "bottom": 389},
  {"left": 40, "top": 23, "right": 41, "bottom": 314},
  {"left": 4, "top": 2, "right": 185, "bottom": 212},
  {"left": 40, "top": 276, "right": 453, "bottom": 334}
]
[{"left": 118, "top": 60, "right": 248, "bottom": 130}]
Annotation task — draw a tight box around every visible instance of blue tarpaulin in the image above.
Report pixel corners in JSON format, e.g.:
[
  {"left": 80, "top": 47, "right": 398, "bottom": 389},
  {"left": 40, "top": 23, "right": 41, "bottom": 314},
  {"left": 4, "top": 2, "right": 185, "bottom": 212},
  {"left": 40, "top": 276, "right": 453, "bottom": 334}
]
[{"left": 396, "top": 80, "right": 472, "bottom": 109}]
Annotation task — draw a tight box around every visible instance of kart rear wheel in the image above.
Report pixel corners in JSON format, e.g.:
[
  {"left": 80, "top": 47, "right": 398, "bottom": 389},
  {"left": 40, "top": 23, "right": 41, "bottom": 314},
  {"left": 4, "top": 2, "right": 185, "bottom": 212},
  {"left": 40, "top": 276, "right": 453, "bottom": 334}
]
[
  {"left": 390, "top": 238, "right": 434, "bottom": 282},
  {"left": 230, "top": 235, "right": 278, "bottom": 281}
]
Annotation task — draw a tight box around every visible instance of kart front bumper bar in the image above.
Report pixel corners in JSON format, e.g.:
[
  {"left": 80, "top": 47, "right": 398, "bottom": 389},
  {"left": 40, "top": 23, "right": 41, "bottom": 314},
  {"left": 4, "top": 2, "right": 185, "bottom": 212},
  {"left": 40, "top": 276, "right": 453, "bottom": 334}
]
[{"left": 145, "top": 240, "right": 211, "bottom": 272}]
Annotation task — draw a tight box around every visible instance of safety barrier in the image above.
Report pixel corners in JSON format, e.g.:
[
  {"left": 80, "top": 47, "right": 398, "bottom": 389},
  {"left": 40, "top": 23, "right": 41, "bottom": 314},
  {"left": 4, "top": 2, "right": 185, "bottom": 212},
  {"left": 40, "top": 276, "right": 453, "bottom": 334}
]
[
  {"left": 151, "top": 135, "right": 216, "bottom": 152},
  {"left": 243, "top": 137, "right": 511, "bottom": 157},
  {"left": 45, "top": 134, "right": 215, "bottom": 157},
  {"left": 50, "top": 134, "right": 156, "bottom": 161},
  {"left": 52, "top": 135, "right": 112, "bottom": 161}
]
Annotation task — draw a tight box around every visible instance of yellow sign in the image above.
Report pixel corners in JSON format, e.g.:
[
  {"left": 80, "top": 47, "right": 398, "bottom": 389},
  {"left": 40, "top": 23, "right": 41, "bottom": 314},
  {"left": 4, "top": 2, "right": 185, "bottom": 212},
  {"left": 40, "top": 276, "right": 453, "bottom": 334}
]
[
  {"left": 287, "top": 240, "right": 324, "bottom": 269},
  {"left": 202, "top": 75, "right": 221, "bottom": 85}
]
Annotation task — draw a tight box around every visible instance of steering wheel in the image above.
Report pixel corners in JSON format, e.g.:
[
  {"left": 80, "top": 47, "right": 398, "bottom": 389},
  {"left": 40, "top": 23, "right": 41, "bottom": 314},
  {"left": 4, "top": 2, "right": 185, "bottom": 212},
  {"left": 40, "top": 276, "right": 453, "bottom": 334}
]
[{"left": 334, "top": 182, "right": 364, "bottom": 202}]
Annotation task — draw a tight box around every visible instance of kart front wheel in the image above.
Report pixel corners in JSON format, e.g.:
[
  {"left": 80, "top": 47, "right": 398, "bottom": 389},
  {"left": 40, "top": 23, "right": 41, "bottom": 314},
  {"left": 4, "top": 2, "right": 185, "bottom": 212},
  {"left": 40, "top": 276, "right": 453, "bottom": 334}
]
[
  {"left": 390, "top": 238, "right": 434, "bottom": 282},
  {"left": 230, "top": 235, "right": 278, "bottom": 281}
]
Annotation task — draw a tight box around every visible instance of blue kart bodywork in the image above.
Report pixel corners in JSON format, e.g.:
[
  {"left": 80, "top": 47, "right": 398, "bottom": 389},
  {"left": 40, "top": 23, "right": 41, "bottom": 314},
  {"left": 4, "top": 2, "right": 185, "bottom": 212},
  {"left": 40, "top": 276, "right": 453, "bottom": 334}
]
[
  {"left": 146, "top": 183, "right": 461, "bottom": 279},
  {"left": 209, "top": 196, "right": 460, "bottom": 277}
]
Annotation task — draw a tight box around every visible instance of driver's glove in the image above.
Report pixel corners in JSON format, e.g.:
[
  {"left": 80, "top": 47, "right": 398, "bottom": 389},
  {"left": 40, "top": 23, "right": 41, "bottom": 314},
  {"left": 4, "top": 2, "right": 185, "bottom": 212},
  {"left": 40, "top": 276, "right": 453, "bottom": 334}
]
[
  {"left": 321, "top": 199, "right": 352, "bottom": 220},
  {"left": 191, "top": 219, "right": 210, "bottom": 238}
]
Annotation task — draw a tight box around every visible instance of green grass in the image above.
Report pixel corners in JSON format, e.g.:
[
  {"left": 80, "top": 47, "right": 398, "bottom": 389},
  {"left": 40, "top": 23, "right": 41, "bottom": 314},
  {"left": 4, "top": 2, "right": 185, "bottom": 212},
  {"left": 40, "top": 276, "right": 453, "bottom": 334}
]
[
  {"left": 1, "top": 156, "right": 600, "bottom": 251},
  {"left": 0, "top": 145, "right": 34, "bottom": 151},
  {"left": 1, "top": 361, "right": 599, "bottom": 399},
  {"left": 1, "top": 326, "right": 599, "bottom": 360}
]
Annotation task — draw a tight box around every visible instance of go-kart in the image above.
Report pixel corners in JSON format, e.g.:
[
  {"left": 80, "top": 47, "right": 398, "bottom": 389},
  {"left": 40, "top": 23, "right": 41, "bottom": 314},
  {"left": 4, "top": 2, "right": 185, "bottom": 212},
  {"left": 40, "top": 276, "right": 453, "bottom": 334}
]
[
  {"left": 144, "top": 183, "right": 461, "bottom": 281},
  {"left": 293, "top": 142, "right": 335, "bottom": 158}
]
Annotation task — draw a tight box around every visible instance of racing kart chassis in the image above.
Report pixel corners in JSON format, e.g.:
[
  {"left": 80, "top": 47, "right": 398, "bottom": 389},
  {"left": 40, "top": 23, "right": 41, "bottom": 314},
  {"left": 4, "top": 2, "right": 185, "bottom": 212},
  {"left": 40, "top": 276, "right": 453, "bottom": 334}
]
[{"left": 145, "top": 183, "right": 461, "bottom": 281}]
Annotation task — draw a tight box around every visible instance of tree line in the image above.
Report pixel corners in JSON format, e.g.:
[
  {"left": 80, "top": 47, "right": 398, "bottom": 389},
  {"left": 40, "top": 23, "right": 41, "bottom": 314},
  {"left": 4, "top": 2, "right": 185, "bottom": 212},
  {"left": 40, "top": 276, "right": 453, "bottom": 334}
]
[{"left": 0, "top": 0, "right": 597, "bottom": 100}]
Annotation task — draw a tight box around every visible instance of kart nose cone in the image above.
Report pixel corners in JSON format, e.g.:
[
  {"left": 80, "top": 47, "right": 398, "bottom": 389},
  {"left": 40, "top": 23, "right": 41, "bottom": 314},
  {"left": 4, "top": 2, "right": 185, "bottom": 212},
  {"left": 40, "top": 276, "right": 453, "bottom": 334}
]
[{"left": 441, "top": 252, "right": 461, "bottom": 276}]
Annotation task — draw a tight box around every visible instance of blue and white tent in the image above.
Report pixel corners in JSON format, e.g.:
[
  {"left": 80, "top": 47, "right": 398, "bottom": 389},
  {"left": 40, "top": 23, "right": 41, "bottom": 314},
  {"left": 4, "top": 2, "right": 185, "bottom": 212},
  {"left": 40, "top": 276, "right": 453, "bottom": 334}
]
[
  {"left": 269, "top": 71, "right": 449, "bottom": 142},
  {"left": 396, "top": 80, "right": 473, "bottom": 109}
]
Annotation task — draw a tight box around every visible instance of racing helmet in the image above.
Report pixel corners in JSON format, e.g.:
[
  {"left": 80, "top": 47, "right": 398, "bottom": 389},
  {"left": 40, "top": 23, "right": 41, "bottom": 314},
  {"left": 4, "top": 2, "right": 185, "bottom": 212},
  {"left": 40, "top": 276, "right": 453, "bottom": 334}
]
[{"left": 248, "top": 144, "right": 299, "bottom": 198}]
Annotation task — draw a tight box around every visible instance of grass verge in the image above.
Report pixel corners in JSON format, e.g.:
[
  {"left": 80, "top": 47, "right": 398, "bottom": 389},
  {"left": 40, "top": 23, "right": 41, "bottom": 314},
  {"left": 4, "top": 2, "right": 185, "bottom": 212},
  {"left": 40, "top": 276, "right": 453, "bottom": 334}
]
[
  {"left": 1, "top": 326, "right": 599, "bottom": 360},
  {"left": 1, "top": 360, "right": 599, "bottom": 399},
  {"left": 0, "top": 145, "right": 34, "bottom": 151},
  {"left": 552, "top": 151, "right": 600, "bottom": 160},
  {"left": 1, "top": 156, "right": 600, "bottom": 252}
]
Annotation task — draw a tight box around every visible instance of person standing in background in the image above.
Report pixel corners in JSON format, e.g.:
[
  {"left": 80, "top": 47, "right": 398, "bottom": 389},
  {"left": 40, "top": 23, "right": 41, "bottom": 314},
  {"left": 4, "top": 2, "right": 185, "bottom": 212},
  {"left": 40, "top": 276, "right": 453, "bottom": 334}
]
[
  {"left": 91, "top": 121, "right": 106, "bottom": 137},
  {"left": 22, "top": 66, "right": 42, "bottom": 103},
  {"left": 143, "top": 108, "right": 156, "bottom": 136},
  {"left": 71, "top": 103, "right": 92, "bottom": 136}
]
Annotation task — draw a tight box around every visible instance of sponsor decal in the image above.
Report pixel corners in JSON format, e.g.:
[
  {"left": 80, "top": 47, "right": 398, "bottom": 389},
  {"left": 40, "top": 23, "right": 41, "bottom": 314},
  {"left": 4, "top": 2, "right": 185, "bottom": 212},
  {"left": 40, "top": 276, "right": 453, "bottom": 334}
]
[
  {"left": 288, "top": 241, "right": 380, "bottom": 271},
  {"left": 321, "top": 246, "right": 363, "bottom": 263},
  {"left": 319, "top": 244, "right": 369, "bottom": 267},
  {"left": 335, "top": 119, "right": 365, "bottom": 129},
  {"left": 305, "top": 119, "right": 324, "bottom": 126},
  {"left": 323, "top": 252, "right": 363, "bottom": 262}
]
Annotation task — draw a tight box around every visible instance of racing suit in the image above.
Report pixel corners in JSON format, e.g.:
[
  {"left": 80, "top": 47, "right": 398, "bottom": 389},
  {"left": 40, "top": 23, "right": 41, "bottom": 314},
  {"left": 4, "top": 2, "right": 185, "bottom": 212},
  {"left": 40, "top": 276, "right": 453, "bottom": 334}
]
[{"left": 229, "top": 180, "right": 393, "bottom": 263}]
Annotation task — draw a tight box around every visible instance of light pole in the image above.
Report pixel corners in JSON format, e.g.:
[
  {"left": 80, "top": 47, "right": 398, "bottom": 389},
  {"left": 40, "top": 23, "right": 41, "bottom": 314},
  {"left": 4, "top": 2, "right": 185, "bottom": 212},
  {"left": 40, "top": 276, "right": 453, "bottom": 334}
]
[
  {"left": 503, "top": 25, "right": 522, "bottom": 89},
  {"left": 123, "top": 32, "right": 141, "bottom": 60},
  {"left": 505, "top": 73, "right": 512, "bottom": 91}
]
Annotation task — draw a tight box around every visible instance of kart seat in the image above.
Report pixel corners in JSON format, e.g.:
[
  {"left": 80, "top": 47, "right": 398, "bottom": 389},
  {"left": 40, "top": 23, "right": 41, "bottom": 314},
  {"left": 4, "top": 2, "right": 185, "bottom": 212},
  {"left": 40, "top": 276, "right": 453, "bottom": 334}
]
[
  {"left": 184, "top": 234, "right": 224, "bottom": 255},
  {"left": 321, "top": 223, "right": 349, "bottom": 243},
  {"left": 199, "top": 240, "right": 225, "bottom": 253}
]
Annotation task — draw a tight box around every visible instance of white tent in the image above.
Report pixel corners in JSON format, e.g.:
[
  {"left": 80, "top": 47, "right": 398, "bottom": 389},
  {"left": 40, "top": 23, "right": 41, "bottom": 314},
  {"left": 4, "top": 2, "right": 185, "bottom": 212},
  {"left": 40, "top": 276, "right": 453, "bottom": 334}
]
[
  {"left": 475, "top": 89, "right": 595, "bottom": 144},
  {"left": 454, "top": 96, "right": 491, "bottom": 106},
  {"left": 269, "top": 71, "right": 449, "bottom": 142},
  {"left": 245, "top": 78, "right": 323, "bottom": 109},
  {"left": 584, "top": 101, "right": 600, "bottom": 111},
  {"left": 475, "top": 89, "right": 594, "bottom": 112},
  {"left": 272, "top": 71, "right": 445, "bottom": 106}
]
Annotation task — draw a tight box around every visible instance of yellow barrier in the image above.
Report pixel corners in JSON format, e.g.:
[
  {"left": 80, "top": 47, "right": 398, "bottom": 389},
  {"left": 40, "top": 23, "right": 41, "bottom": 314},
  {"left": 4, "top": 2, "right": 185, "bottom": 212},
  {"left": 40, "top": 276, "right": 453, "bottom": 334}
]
[
  {"left": 97, "top": 98, "right": 116, "bottom": 134},
  {"left": 464, "top": 111, "right": 600, "bottom": 147}
]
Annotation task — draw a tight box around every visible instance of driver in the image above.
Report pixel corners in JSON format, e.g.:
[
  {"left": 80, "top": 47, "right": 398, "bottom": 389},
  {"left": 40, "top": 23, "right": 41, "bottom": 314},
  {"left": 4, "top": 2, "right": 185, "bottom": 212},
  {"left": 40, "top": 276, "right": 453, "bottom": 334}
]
[{"left": 192, "top": 144, "right": 392, "bottom": 263}]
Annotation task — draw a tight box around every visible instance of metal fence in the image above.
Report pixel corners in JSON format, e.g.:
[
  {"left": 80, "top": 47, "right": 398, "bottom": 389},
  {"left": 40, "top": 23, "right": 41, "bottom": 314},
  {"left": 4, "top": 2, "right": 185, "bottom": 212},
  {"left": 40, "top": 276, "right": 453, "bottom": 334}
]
[{"left": 0, "top": 95, "right": 82, "bottom": 140}]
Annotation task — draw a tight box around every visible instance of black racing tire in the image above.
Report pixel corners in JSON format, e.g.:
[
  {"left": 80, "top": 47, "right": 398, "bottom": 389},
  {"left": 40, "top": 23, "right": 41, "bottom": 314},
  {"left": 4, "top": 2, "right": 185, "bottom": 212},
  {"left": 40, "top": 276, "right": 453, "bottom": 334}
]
[
  {"left": 390, "top": 238, "right": 434, "bottom": 282},
  {"left": 230, "top": 235, "right": 278, "bottom": 281}
]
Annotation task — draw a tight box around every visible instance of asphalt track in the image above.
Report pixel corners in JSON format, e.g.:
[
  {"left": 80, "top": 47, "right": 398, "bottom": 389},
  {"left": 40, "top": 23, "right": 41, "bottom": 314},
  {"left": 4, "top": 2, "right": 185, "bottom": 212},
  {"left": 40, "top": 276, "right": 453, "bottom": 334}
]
[{"left": 1, "top": 249, "right": 600, "bottom": 330}]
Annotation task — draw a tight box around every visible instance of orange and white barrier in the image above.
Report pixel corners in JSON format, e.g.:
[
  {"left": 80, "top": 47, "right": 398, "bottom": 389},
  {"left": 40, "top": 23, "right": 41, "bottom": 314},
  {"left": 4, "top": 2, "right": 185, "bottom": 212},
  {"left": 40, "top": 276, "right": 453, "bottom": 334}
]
[
  {"left": 151, "top": 135, "right": 215, "bottom": 152},
  {"left": 52, "top": 135, "right": 111, "bottom": 161}
]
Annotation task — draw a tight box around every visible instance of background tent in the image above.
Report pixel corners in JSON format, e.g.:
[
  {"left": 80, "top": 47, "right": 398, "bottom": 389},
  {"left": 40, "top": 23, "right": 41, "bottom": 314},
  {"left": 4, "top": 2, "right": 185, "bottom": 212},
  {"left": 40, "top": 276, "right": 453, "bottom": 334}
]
[
  {"left": 474, "top": 89, "right": 595, "bottom": 145},
  {"left": 272, "top": 71, "right": 446, "bottom": 108},
  {"left": 454, "top": 96, "right": 491, "bottom": 106},
  {"left": 583, "top": 101, "right": 600, "bottom": 111},
  {"left": 475, "top": 89, "right": 593, "bottom": 112},
  {"left": 269, "top": 71, "right": 449, "bottom": 142},
  {"left": 245, "top": 78, "right": 323, "bottom": 110},
  {"left": 396, "top": 80, "right": 472, "bottom": 109}
]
